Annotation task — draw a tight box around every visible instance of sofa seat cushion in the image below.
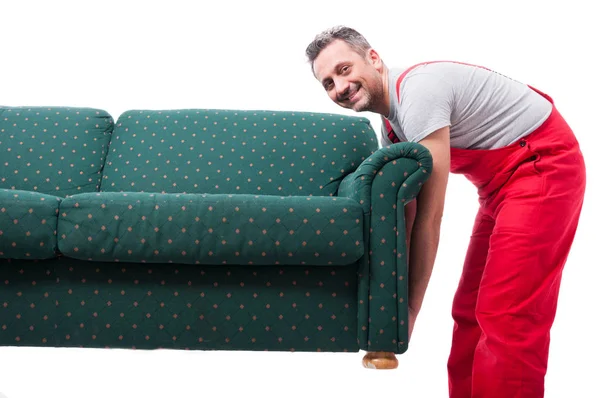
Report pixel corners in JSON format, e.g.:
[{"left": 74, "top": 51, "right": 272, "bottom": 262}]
[
  {"left": 0, "top": 189, "right": 61, "bottom": 259},
  {"left": 57, "top": 192, "right": 364, "bottom": 266}
]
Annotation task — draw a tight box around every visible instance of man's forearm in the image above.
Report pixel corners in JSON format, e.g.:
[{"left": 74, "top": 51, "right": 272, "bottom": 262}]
[{"left": 407, "top": 217, "right": 441, "bottom": 314}]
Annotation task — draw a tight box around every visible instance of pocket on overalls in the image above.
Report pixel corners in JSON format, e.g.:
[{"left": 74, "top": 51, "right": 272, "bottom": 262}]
[{"left": 517, "top": 138, "right": 542, "bottom": 176}]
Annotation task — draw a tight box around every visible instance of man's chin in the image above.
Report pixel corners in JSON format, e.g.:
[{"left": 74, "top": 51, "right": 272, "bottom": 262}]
[
  {"left": 351, "top": 101, "right": 371, "bottom": 112},
  {"left": 336, "top": 99, "right": 369, "bottom": 112}
]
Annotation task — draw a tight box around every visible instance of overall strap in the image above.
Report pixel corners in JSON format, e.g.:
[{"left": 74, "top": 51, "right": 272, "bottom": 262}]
[{"left": 385, "top": 62, "right": 431, "bottom": 144}]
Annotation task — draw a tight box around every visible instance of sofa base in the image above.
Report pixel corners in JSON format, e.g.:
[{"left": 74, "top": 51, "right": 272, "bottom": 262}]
[{"left": 1, "top": 257, "right": 360, "bottom": 353}]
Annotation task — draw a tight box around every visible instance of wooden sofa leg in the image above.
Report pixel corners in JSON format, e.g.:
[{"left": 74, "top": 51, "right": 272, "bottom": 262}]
[{"left": 362, "top": 352, "right": 398, "bottom": 369}]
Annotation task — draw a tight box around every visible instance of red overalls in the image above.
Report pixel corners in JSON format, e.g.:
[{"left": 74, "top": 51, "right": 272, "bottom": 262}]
[{"left": 386, "top": 62, "right": 587, "bottom": 397}]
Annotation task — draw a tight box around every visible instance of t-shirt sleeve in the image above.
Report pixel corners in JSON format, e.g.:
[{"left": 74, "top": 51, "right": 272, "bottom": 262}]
[{"left": 397, "top": 71, "right": 453, "bottom": 142}]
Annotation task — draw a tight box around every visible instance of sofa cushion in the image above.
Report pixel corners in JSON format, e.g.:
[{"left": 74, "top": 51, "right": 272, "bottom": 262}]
[
  {"left": 0, "top": 106, "right": 114, "bottom": 197},
  {"left": 57, "top": 192, "right": 364, "bottom": 266},
  {"left": 0, "top": 189, "right": 61, "bottom": 259},
  {"left": 100, "top": 109, "right": 378, "bottom": 197}
]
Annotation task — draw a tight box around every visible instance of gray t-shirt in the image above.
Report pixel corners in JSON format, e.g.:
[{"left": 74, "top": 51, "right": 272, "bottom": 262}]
[{"left": 381, "top": 62, "right": 553, "bottom": 149}]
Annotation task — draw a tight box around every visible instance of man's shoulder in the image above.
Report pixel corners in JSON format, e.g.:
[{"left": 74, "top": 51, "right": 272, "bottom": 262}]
[
  {"left": 393, "top": 61, "right": 490, "bottom": 83},
  {"left": 389, "top": 62, "right": 458, "bottom": 102}
]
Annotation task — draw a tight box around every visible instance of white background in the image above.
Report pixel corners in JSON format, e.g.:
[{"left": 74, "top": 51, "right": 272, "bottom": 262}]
[{"left": 1, "top": 0, "right": 598, "bottom": 397}]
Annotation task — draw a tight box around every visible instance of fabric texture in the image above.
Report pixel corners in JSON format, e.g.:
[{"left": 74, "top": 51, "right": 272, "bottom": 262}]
[
  {"left": 339, "top": 141, "right": 432, "bottom": 352},
  {"left": 0, "top": 106, "right": 114, "bottom": 196},
  {"left": 0, "top": 257, "right": 359, "bottom": 352},
  {"left": 0, "top": 189, "right": 62, "bottom": 259},
  {"left": 100, "top": 109, "right": 378, "bottom": 196},
  {"left": 57, "top": 192, "right": 365, "bottom": 266}
]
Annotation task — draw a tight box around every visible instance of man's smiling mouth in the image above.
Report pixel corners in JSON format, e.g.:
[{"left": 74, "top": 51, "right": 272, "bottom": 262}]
[{"left": 341, "top": 85, "right": 360, "bottom": 103}]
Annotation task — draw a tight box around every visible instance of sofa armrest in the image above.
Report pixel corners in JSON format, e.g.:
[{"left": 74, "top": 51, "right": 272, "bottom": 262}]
[
  {"left": 338, "top": 142, "right": 432, "bottom": 213},
  {"left": 338, "top": 142, "right": 433, "bottom": 354}
]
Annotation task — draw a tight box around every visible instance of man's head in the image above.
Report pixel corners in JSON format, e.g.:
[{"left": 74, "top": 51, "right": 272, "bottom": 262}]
[{"left": 306, "top": 26, "right": 388, "bottom": 115}]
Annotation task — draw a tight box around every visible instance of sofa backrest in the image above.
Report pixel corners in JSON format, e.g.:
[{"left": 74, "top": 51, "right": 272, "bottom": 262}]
[
  {"left": 0, "top": 106, "right": 114, "bottom": 197},
  {"left": 100, "top": 109, "right": 378, "bottom": 197}
]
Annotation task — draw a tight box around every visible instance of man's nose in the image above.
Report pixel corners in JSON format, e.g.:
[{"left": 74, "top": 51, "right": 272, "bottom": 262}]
[{"left": 335, "top": 78, "right": 350, "bottom": 100}]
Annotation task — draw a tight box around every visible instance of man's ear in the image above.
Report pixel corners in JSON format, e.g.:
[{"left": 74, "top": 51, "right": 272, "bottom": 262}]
[{"left": 367, "top": 48, "right": 383, "bottom": 70}]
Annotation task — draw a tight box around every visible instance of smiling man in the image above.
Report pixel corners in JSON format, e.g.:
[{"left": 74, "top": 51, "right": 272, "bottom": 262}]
[{"left": 306, "top": 26, "right": 586, "bottom": 398}]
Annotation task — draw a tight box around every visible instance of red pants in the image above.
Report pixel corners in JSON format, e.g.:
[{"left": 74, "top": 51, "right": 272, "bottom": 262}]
[{"left": 447, "top": 88, "right": 586, "bottom": 397}]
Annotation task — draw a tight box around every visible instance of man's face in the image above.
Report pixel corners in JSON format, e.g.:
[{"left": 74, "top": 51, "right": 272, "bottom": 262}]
[{"left": 312, "top": 39, "right": 384, "bottom": 113}]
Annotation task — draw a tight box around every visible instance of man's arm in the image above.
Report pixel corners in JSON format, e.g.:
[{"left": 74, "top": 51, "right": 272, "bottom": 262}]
[{"left": 407, "top": 125, "right": 450, "bottom": 318}]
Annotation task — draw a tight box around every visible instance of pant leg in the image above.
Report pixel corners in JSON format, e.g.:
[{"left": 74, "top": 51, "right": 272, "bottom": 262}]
[
  {"left": 447, "top": 208, "right": 494, "bottom": 398},
  {"left": 470, "top": 143, "right": 586, "bottom": 398}
]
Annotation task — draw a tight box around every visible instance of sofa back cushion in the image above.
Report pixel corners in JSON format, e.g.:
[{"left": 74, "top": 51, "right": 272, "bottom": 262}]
[
  {"left": 0, "top": 106, "right": 114, "bottom": 197},
  {"left": 100, "top": 109, "right": 378, "bottom": 196}
]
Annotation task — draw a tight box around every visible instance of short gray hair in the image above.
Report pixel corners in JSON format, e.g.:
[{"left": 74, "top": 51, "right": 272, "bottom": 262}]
[{"left": 305, "top": 26, "right": 372, "bottom": 68}]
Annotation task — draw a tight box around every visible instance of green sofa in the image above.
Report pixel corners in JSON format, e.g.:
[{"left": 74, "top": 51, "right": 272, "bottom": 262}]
[{"left": 0, "top": 105, "right": 431, "bottom": 368}]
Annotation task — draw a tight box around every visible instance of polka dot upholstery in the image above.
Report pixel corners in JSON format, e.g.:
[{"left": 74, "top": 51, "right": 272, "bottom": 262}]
[
  {"left": 0, "top": 259, "right": 359, "bottom": 352},
  {"left": 0, "top": 106, "right": 114, "bottom": 197},
  {"left": 57, "top": 192, "right": 365, "bottom": 266},
  {"left": 100, "top": 109, "right": 378, "bottom": 196},
  {"left": 0, "top": 189, "right": 62, "bottom": 260},
  {"left": 338, "top": 143, "right": 433, "bottom": 352},
  {"left": 0, "top": 105, "right": 433, "bottom": 356}
]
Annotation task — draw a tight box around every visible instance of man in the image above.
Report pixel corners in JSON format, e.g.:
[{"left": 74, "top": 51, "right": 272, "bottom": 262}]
[{"left": 306, "top": 26, "right": 586, "bottom": 397}]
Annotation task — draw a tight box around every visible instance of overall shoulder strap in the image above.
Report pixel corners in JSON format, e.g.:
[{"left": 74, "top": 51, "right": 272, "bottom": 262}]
[{"left": 385, "top": 62, "right": 431, "bottom": 144}]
